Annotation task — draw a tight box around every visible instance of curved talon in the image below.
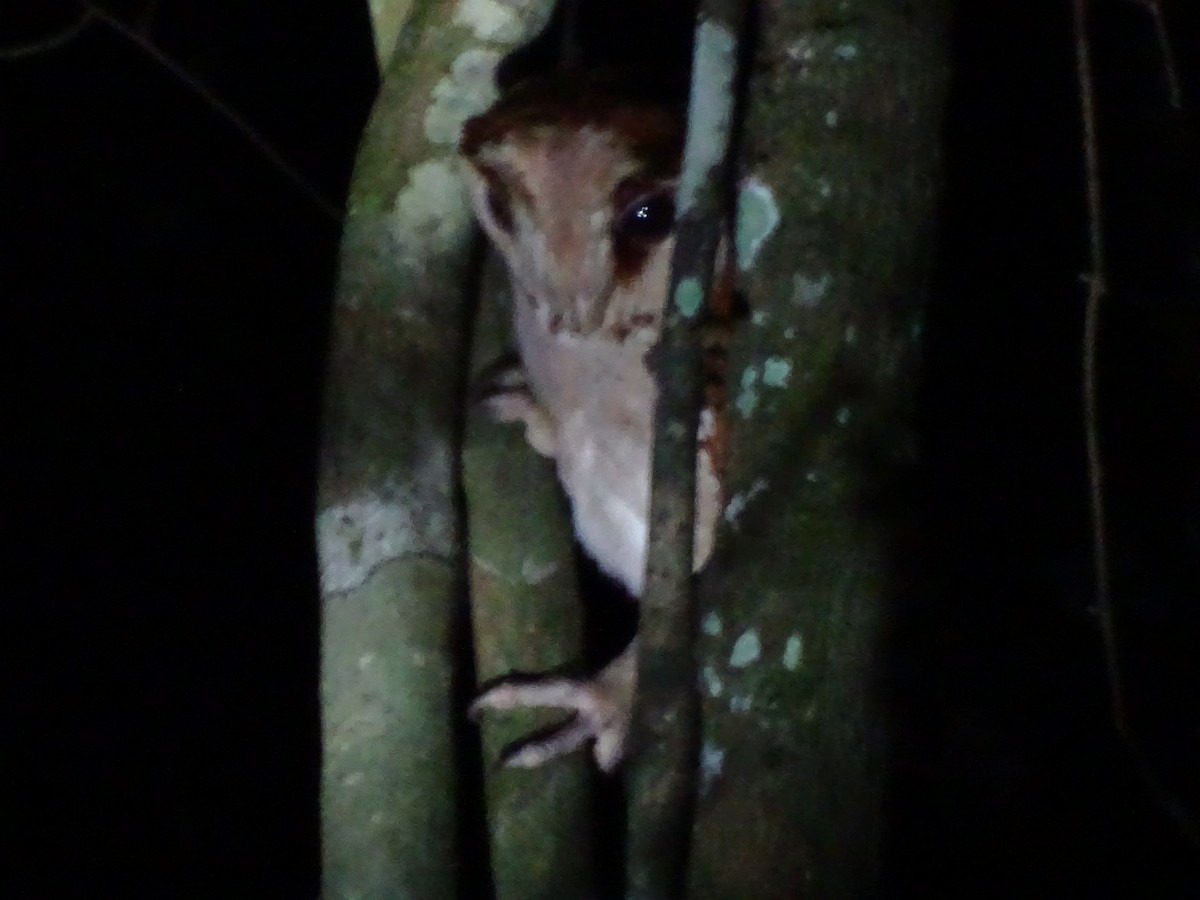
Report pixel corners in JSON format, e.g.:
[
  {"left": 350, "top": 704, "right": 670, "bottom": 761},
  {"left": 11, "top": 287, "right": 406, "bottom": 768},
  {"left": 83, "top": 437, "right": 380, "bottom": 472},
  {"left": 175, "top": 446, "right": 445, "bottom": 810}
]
[
  {"left": 474, "top": 361, "right": 557, "bottom": 457},
  {"left": 470, "top": 645, "right": 637, "bottom": 772}
]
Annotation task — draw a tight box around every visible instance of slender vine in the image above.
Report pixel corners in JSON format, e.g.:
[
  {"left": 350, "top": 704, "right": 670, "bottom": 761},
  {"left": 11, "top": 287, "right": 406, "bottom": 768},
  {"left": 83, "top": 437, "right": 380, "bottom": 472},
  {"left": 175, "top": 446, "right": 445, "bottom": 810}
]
[
  {"left": 0, "top": 9, "right": 93, "bottom": 59},
  {"left": 3, "top": 1, "right": 344, "bottom": 220},
  {"left": 1071, "top": 0, "right": 1200, "bottom": 848}
]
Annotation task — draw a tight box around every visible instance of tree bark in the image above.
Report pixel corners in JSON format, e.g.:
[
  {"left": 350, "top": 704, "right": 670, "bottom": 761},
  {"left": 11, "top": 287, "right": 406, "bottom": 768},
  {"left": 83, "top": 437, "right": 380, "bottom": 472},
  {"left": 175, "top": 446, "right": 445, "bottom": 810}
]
[
  {"left": 317, "top": 3, "right": 559, "bottom": 898},
  {"left": 685, "top": 3, "right": 949, "bottom": 898}
]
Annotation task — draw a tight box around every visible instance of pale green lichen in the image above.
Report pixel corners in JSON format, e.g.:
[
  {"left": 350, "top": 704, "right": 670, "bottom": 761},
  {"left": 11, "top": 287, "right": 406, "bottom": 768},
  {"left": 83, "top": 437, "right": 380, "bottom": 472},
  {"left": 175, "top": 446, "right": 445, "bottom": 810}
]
[
  {"left": 424, "top": 48, "right": 501, "bottom": 146},
  {"left": 729, "top": 629, "right": 761, "bottom": 668},
  {"left": 835, "top": 406, "right": 852, "bottom": 426},
  {"left": 791, "top": 270, "right": 832, "bottom": 307},
  {"left": 389, "top": 158, "right": 474, "bottom": 270},
  {"left": 761, "top": 356, "right": 792, "bottom": 388},
  {"left": 701, "top": 665, "right": 724, "bottom": 697},
  {"left": 673, "top": 277, "right": 704, "bottom": 318},
  {"left": 520, "top": 556, "right": 558, "bottom": 585},
  {"left": 676, "top": 19, "right": 737, "bottom": 212},
  {"left": 834, "top": 42, "right": 859, "bottom": 60},
  {"left": 453, "top": 0, "right": 532, "bottom": 42},
  {"left": 729, "top": 694, "right": 753, "bottom": 713},
  {"left": 735, "top": 366, "right": 760, "bottom": 419},
  {"left": 699, "top": 741, "right": 726, "bottom": 794},
  {"left": 824, "top": 109, "right": 839, "bottom": 128},
  {"left": 701, "top": 611, "right": 723, "bottom": 636},
  {"left": 723, "top": 476, "right": 768, "bottom": 526},
  {"left": 316, "top": 451, "right": 454, "bottom": 595},
  {"left": 734, "top": 176, "right": 780, "bottom": 271},
  {"left": 782, "top": 634, "right": 804, "bottom": 671}
]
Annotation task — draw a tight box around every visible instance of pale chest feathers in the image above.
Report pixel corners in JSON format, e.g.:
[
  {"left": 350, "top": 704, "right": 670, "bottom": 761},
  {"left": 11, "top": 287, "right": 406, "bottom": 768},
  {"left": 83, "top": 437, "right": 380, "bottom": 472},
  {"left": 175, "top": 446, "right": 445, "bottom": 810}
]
[{"left": 514, "top": 299, "right": 720, "bottom": 596}]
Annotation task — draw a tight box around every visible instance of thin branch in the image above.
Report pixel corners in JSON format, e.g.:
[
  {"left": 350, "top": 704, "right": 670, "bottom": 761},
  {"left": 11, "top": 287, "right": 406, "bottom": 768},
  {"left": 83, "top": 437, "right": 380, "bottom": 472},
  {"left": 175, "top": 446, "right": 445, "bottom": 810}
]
[
  {"left": 1072, "top": 0, "right": 1200, "bottom": 849},
  {"left": 1123, "top": 0, "right": 1183, "bottom": 109},
  {"left": 0, "top": 11, "right": 93, "bottom": 59},
  {"left": 79, "top": 1, "right": 341, "bottom": 222},
  {"left": 626, "top": 2, "right": 746, "bottom": 898}
]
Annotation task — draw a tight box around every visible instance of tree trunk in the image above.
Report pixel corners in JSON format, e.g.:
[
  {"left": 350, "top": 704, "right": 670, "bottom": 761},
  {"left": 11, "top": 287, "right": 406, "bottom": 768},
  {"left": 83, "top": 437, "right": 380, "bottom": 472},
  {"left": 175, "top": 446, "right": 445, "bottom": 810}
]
[
  {"left": 316, "top": 3, "right": 560, "bottom": 898},
  {"left": 686, "top": 3, "right": 949, "bottom": 897}
]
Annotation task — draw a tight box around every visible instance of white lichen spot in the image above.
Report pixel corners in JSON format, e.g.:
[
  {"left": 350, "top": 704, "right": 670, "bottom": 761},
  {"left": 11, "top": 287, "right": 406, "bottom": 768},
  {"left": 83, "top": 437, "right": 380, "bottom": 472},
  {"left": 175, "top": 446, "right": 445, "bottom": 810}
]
[
  {"left": 792, "top": 271, "right": 832, "bottom": 307},
  {"left": 357, "top": 653, "right": 376, "bottom": 670},
  {"left": 673, "top": 276, "right": 704, "bottom": 317},
  {"left": 453, "top": 0, "right": 540, "bottom": 43},
  {"left": 785, "top": 37, "right": 816, "bottom": 66},
  {"left": 729, "top": 694, "right": 753, "bottom": 713},
  {"left": 701, "top": 665, "right": 724, "bottom": 697},
  {"left": 834, "top": 42, "right": 859, "bottom": 61},
  {"left": 701, "top": 610, "right": 723, "bottom": 636},
  {"left": 677, "top": 20, "right": 737, "bottom": 212},
  {"left": 817, "top": 178, "right": 833, "bottom": 198},
  {"left": 824, "top": 108, "right": 839, "bottom": 128},
  {"left": 805, "top": 470, "right": 819, "bottom": 483},
  {"left": 699, "top": 741, "right": 726, "bottom": 793},
  {"left": 723, "top": 476, "right": 768, "bottom": 526},
  {"left": 836, "top": 406, "right": 852, "bottom": 426},
  {"left": 844, "top": 324, "right": 857, "bottom": 344},
  {"left": 342, "top": 771, "right": 364, "bottom": 788},
  {"left": 317, "top": 449, "right": 453, "bottom": 595},
  {"left": 424, "top": 48, "right": 501, "bottom": 146},
  {"left": 730, "top": 629, "right": 761, "bottom": 668},
  {"left": 762, "top": 356, "right": 792, "bottom": 388},
  {"left": 389, "top": 158, "right": 474, "bottom": 269},
  {"left": 520, "top": 556, "right": 558, "bottom": 585},
  {"left": 783, "top": 634, "right": 804, "bottom": 671},
  {"left": 735, "top": 365, "right": 759, "bottom": 419},
  {"left": 751, "top": 309, "right": 769, "bottom": 326},
  {"left": 783, "top": 326, "right": 797, "bottom": 340},
  {"left": 369, "top": 810, "right": 385, "bottom": 826},
  {"left": 734, "top": 176, "right": 780, "bottom": 271}
]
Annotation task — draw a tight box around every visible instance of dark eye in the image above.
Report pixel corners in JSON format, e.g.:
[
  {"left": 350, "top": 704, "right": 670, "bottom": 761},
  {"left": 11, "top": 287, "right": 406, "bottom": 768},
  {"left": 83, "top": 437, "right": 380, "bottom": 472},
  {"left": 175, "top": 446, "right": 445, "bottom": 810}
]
[
  {"left": 614, "top": 189, "right": 675, "bottom": 244},
  {"left": 486, "top": 183, "right": 514, "bottom": 235},
  {"left": 474, "top": 164, "right": 514, "bottom": 235}
]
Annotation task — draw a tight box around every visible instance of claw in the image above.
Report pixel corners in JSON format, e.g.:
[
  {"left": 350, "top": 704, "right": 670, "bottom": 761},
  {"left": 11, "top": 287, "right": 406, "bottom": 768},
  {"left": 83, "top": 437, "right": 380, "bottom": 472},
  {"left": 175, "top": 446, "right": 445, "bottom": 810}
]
[
  {"left": 471, "top": 643, "right": 637, "bottom": 772},
  {"left": 473, "top": 359, "right": 557, "bottom": 457}
]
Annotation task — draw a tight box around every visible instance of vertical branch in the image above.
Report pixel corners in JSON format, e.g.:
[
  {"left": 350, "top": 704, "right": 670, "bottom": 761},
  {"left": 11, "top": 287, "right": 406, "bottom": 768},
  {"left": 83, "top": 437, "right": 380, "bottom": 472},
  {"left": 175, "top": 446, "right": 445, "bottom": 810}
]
[
  {"left": 1124, "top": 0, "right": 1183, "bottom": 109},
  {"left": 626, "top": 3, "right": 745, "bottom": 898},
  {"left": 1072, "top": 0, "right": 1119, "bottom": 728},
  {"left": 1072, "top": 0, "right": 1200, "bottom": 848}
]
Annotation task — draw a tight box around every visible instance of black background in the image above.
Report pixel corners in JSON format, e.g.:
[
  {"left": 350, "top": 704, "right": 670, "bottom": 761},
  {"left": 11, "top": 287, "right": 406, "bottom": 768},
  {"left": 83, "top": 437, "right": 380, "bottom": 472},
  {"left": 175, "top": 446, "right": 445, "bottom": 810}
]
[{"left": 5, "top": 0, "right": 1199, "bottom": 895}]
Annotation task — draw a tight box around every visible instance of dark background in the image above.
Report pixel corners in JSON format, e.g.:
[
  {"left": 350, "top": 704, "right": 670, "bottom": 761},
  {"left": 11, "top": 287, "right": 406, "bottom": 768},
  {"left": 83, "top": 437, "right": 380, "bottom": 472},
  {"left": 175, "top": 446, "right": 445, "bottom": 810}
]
[{"left": 5, "top": 0, "right": 1199, "bottom": 895}]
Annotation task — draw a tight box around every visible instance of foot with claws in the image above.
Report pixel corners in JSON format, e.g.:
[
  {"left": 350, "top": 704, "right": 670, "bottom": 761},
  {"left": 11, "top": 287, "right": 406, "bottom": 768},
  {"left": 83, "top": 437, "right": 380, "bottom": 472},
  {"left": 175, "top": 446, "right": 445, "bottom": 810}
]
[{"left": 470, "top": 643, "right": 636, "bottom": 773}]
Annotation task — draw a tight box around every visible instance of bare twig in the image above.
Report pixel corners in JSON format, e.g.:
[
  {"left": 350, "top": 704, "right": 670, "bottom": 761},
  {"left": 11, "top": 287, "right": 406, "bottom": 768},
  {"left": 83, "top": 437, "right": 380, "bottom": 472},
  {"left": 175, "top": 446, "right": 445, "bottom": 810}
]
[
  {"left": 1123, "top": 0, "right": 1183, "bottom": 109},
  {"left": 0, "top": 10, "right": 93, "bottom": 59},
  {"left": 79, "top": 1, "right": 341, "bottom": 221},
  {"left": 626, "top": 2, "right": 746, "bottom": 898},
  {"left": 1072, "top": 0, "right": 1200, "bottom": 849}
]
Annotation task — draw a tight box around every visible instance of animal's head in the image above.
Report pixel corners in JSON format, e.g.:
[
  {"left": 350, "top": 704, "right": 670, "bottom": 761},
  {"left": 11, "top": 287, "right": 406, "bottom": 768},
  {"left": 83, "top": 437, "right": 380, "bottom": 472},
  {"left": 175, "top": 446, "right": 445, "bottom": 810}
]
[{"left": 460, "top": 75, "right": 685, "bottom": 338}]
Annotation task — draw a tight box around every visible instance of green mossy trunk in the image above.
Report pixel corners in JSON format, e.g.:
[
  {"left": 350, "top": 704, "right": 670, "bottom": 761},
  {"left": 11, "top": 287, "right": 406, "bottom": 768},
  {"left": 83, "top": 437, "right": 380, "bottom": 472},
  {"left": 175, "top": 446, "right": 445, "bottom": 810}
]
[
  {"left": 317, "top": 3, "right": 571, "bottom": 898},
  {"left": 685, "top": 3, "right": 949, "bottom": 897}
]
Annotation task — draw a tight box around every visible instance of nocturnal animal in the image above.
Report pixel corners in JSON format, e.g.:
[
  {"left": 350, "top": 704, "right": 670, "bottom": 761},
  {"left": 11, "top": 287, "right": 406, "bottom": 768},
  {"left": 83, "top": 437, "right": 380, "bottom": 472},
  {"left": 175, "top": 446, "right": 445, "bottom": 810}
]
[{"left": 460, "top": 73, "right": 727, "bottom": 772}]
